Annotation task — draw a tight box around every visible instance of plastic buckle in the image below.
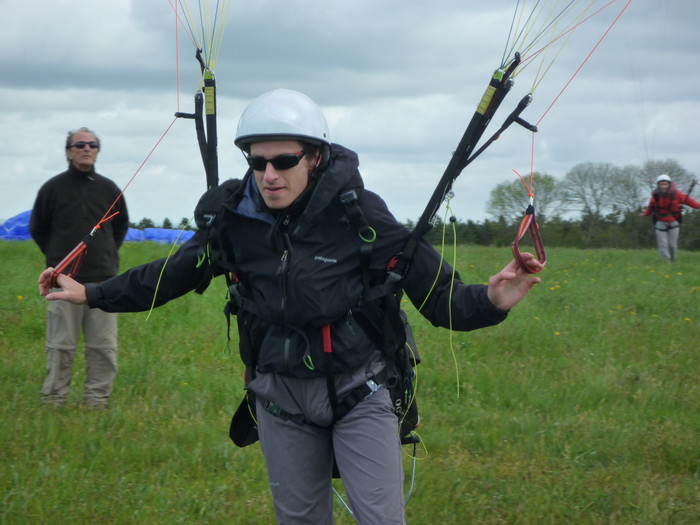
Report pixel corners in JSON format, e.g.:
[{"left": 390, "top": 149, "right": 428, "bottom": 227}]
[{"left": 364, "top": 379, "right": 380, "bottom": 399}]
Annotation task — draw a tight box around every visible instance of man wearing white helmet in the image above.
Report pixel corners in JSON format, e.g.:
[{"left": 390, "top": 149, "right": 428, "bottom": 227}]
[
  {"left": 642, "top": 174, "right": 700, "bottom": 261},
  {"left": 38, "top": 89, "right": 543, "bottom": 524}
]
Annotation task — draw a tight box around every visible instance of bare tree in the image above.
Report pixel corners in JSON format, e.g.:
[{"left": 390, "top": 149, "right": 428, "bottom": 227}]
[
  {"left": 614, "top": 164, "right": 648, "bottom": 216},
  {"left": 640, "top": 159, "right": 696, "bottom": 194},
  {"left": 560, "top": 162, "right": 621, "bottom": 217},
  {"left": 487, "top": 159, "right": 696, "bottom": 229}
]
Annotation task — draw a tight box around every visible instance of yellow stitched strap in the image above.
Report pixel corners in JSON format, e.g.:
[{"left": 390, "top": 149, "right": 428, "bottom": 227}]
[
  {"left": 476, "top": 68, "right": 504, "bottom": 115},
  {"left": 204, "top": 70, "right": 216, "bottom": 115}
]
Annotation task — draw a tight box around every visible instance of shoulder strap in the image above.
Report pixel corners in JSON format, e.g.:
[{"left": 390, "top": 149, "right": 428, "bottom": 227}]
[
  {"left": 339, "top": 188, "right": 376, "bottom": 242},
  {"left": 193, "top": 178, "right": 243, "bottom": 294},
  {"left": 194, "top": 178, "right": 242, "bottom": 230}
]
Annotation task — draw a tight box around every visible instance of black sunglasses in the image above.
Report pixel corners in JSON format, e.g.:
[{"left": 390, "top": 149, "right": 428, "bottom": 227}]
[
  {"left": 245, "top": 150, "right": 306, "bottom": 171},
  {"left": 70, "top": 141, "right": 100, "bottom": 150}
]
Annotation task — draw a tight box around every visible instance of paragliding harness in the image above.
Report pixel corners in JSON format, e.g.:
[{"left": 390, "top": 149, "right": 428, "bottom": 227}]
[
  {"left": 652, "top": 184, "right": 682, "bottom": 226},
  {"left": 220, "top": 55, "right": 540, "bottom": 449},
  {"left": 191, "top": 52, "right": 542, "bottom": 454},
  {"left": 651, "top": 179, "right": 697, "bottom": 227},
  {"left": 191, "top": 180, "right": 421, "bottom": 448},
  {"left": 333, "top": 188, "right": 421, "bottom": 446},
  {"left": 178, "top": 41, "right": 421, "bottom": 452}
]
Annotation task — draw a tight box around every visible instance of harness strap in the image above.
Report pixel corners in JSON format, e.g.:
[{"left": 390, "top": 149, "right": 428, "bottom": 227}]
[
  {"left": 362, "top": 281, "right": 401, "bottom": 304},
  {"left": 229, "top": 282, "right": 267, "bottom": 318},
  {"left": 260, "top": 377, "right": 382, "bottom": 427},
  {"left": 656, "top": 222, "right": 680, "bottom": 231},
  {"left": 322, "top": 324, "right": 341, "bottom": 422},
  {"left": 340, "top": 189, "right": 376, "bottom": 242},
  {"left": 260, "top": 398, "right": 306, "bottom": 425}
]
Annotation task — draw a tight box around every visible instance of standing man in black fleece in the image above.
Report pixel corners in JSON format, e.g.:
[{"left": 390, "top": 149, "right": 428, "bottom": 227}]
[
  {"left": 31, "top": 127, "right": 129, "bottom": 408},
  {"left": 39, "top": 91, "right": 542, "bottom": 523}
]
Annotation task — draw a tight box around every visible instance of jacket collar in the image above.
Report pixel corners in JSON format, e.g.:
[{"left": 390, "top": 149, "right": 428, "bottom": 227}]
[
  {"left": 67, "top": 162, "right": 97, "bottom": 179},
  {"left": 292, "top": 143, "right": 363, "bottom": 228},
  {"left": 236, "top": 143, "right": 364, "bottom": 229}
]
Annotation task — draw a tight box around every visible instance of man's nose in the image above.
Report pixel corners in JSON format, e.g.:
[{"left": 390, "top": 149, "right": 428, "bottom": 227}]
[{"left": 264, "top": 163, "right": 280, "bottom": 178}]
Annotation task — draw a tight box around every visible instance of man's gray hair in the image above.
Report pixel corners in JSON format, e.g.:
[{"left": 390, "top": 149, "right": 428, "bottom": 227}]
[{"left": 65, "top": 127, "right": 101, "bottom": 150}]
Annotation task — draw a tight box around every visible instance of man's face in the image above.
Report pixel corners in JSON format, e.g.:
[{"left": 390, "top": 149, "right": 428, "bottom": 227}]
[
  {"left": 658, "top": 181, "right": 670, "bottom": 193},
  {"left": 66, "top": 130, "right": 100, "bottom": 172},
  {"left": 249, "top": 140, "right": 315, "bottom": 209}
]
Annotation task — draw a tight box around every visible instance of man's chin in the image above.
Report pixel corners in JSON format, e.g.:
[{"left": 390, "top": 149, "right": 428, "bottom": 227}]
[{"left": 263, "top": 197, "right": 291, "bottom": 210}]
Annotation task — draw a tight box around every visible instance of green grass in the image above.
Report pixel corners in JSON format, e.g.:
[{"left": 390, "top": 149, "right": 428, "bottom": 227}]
[{"left": 1, "top": 240, "right": 699, "bottom": 524}]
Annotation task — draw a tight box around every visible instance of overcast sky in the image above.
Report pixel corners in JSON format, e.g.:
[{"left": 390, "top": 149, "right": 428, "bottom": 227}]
[{"left": 1, "top": 0, "right": 697, "bottom": 226}]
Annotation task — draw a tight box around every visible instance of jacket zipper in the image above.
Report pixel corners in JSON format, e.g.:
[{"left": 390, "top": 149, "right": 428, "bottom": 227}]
[{"left": 278, "top": 214, "right": 293, "bottom": 372}]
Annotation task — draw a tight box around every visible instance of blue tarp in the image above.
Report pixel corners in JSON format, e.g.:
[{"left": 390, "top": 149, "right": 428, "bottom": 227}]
[
  {"left": 0, "top": 210, "right": 195, "bottom": 244},
  {"left": 0, "top": 210, "right": 31, "bottom": 240},
  {"left": 136, "top": 227, "right": 195, "bottom": 243}
]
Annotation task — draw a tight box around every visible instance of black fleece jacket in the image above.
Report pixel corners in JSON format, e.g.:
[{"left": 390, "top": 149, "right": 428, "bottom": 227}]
[
  {"left": 30, "top": 163, "right": 129, "bottom": 283},
  {"left": 86, "top": 144, "right": 507, "bottom": 376}
]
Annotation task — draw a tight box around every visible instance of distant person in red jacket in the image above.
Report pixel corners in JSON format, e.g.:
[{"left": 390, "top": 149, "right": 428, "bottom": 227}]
[{"left": 642, "top": 174, "right": 700, "bottom": 262}]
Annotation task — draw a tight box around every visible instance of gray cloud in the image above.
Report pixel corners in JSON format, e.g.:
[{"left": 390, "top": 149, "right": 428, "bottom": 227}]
[{"left": 1, "top": 1, "right": 697, "bottom": 226}]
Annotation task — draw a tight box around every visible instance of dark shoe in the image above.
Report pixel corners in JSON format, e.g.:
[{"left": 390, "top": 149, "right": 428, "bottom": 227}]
[
  {"left": 41, "top": 396, "right": 67, "bottom": 407},
  {"left": 82, "top": 398, "right": 109, "bottom": 410}
]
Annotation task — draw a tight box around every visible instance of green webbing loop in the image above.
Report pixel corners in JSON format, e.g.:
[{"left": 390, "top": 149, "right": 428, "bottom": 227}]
[
  {"left": 303, "top": 355, "right": 315, "bottom": 370},
  {"left": 196, "top": 244, "right": 210, "bottom": 268},
  {"left": 359, "top": 226, "right": 377, "bottom": 243}
]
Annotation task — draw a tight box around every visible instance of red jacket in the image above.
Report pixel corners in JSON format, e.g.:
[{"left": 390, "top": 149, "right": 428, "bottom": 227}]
[{"left": 642, "top": 184, "right": 700, "bottom": 223}]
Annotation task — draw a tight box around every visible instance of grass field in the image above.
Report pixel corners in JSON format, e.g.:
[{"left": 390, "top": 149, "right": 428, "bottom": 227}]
[{"left": 1, "top": 240, "right": 699, "bottom": 524}]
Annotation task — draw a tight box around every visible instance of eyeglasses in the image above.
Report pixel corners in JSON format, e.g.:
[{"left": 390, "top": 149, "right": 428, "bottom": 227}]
[
  {"left": 70, "top": 141, "right": 100, "bottom": 150},
  {"left": 245, "top": 151, "right": 306, "bottom": 171}
]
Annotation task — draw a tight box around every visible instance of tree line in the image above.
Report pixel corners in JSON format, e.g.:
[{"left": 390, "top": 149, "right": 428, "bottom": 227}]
[
  {"left": 129, "top": 158, "right": 699, "bottom": 251},
  {"left": 476, "top": 158, "right": 698, "bottom": 251},
  {"left": 417, "top": 210, "right": 700, "bottom": 252},
  {"left": 129, "top": 217, "right": 194, "bottom": 231}
]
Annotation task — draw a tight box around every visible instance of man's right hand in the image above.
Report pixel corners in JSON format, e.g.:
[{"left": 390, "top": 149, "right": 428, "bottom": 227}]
[{"left": 39, "top": 268, "right": 87, "bottom": 304}]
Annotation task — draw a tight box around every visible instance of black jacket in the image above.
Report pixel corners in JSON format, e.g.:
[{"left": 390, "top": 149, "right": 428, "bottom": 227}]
[
  {"left": 30, "top": 163, "right": 129, "bottom": 283},
  {"left": 86, "top": 144, "right": 507, "bottom": 377}
]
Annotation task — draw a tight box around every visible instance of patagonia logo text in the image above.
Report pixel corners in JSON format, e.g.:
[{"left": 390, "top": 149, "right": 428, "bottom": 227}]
[{"left": 314, "top": 256, "right": 338, "bottom": 264}]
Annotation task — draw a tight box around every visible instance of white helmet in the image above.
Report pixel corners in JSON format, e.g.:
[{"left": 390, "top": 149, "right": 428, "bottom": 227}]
[
  {"left": 235, "top": 89, "right": 331, "bottom": 162},
  {"left": 656, "top": 174, "right": 672, "bottom": 183}
]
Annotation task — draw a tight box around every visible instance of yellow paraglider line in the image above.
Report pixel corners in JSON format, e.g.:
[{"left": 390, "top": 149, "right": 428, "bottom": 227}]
[
  {"left": 146, "top": 0, "right": 233, "bottom": 320},
  {"left": 167, "top": 0, "right": 231, "bottom": 79},
  {"left": 505, "top": 0, "right": 621, "bottom": 95}
]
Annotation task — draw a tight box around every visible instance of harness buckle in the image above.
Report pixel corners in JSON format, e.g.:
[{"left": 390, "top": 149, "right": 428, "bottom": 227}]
[{"left": 364, "top": 379, "right": 380, "bottom": 399}]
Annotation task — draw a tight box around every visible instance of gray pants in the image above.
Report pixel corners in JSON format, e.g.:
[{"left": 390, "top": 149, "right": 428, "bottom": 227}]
[
  {"left": 655, "top": 221, "right": 680, "bottom": 261},
  {"left": 256, "top": 387, "right": 405, "bottom": 525},
  {"left": 42, "top": 297, "right": 118, "bottom": 405}
]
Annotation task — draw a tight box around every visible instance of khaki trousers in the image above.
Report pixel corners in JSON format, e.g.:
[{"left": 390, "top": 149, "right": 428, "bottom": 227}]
[{"left": 42, "top": 298, "right": 118, "bottom": 405}]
